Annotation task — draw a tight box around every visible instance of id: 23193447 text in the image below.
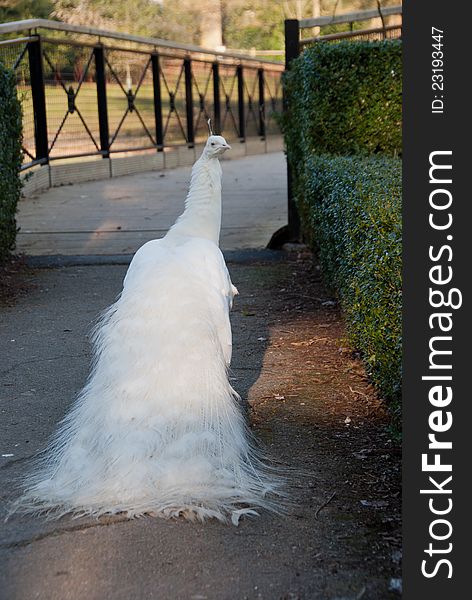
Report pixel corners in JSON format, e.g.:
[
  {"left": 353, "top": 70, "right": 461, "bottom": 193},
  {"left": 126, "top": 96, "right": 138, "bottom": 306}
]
[{"left": 432, "top": 27, "right": 445, "bottom": 114}]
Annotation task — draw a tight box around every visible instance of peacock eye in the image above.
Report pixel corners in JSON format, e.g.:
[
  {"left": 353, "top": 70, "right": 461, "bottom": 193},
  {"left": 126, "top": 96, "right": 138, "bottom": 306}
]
[{"left": 211, "top": 143, "right": 215, "bottom": 146}]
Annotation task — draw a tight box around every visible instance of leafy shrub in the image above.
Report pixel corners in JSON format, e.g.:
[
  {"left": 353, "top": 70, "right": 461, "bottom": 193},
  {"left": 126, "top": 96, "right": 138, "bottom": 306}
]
[
  {"left": 302, "top": 154, "right": 402, "bottom": 407},
  {"left": 282, "top": 40, "right": 402, "bottom": 163},
  {"left": 0, "top": 62, "right": 23, "bottom": 263}
]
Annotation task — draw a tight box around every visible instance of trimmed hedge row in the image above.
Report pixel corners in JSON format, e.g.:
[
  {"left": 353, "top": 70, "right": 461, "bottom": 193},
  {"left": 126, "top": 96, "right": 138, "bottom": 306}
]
[
  {"left": 301, "top": 155, "right": 402, "bottom": 406},
  {"left": 282, "top": 40, "right": 402, "bottom": 161},
  {"left": 0, "top": 62, "right": 23, "bottom": 263},
  {"left": 281, "top": 41, "right": 402, "bottom": 407}
]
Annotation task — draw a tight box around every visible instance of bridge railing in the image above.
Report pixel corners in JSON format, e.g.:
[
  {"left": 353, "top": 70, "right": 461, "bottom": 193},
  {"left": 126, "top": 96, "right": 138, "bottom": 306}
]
[{"left": 0, "top": 19, "right": 284, "bottom": 173}]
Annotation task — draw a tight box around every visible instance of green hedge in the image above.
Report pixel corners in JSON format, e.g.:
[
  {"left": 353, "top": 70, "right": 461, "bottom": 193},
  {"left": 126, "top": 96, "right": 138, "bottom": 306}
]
[
  {"left": 302, "top": 155, "right": 402, "bottom": 406},
  {"left": 282, "top": 40, "right": 402, "bottom": 162},
  {"left": 281, "top": 40, "right": 402, "bottom": 408},
  {"left": 0, "top": 62, "right": 23, "bottom": 263}
]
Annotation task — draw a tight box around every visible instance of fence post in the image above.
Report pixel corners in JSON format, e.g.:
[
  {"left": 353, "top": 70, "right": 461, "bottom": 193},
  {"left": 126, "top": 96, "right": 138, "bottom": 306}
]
[
  {"left": 284, "top": 19, "right": 301, "bottom": 243},
  {"left": 258, "top": 67, "right": 265, "bottom": 138},
  {"left": 212, "top": 62, "right": 221, "bottom": 134},
  {"left": 27, "top": 37, "right": 48, "bottom": 164},
  {"left": 184, "top": 57, "right": 194, "bottom": 147},
  {"left": 237, "top": 64, "right": 245, "bottom": 140},
  {"left": 94, "top": 44, "right": 109, "bottom": 158},
  {"left": 151, "top": 52, "right": 164, "bottom": 150}
]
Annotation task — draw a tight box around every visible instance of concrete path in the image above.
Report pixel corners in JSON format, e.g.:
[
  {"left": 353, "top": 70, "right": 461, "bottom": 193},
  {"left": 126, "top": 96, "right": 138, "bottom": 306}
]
[
  {"left": 16, "top": 153, "right": 287, "bottom": 256},
  {"left": 0, "top": 255, "right": 401, "bottom": 600}
]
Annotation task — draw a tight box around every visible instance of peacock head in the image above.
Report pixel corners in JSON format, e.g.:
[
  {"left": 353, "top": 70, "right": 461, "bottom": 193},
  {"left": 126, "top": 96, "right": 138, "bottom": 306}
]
[{"left": 204, "top": 135, "right": 231, "bottom": 158}]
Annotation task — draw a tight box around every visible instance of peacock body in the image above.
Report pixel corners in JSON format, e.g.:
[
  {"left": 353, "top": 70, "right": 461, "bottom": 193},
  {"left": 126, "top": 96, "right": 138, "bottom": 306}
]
[{"left": 16, "top": 135, "right": 283, "bottom": 524}]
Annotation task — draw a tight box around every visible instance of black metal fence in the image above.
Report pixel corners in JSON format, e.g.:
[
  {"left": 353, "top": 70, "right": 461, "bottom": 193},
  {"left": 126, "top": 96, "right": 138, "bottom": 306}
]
[{"left": 0, "top": 20, "right": 284, "bottom": 172}]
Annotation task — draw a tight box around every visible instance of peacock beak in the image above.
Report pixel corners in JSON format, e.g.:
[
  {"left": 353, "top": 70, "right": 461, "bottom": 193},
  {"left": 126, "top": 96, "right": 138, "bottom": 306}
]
[{"left": 223, "top": 144, "right": 231, "bottom": 150}]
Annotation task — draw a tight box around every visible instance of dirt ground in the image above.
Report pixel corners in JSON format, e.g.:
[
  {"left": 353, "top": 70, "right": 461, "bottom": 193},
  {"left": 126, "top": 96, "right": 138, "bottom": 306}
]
[
  {"left": 0, "top": 255, "right": 32, "bottom": 306},
  {"left": 0, "top": 251, "right": 401, "bottom": 600},
  {"left": 236, "top": 251, "right": 402, "bottom": 599}
]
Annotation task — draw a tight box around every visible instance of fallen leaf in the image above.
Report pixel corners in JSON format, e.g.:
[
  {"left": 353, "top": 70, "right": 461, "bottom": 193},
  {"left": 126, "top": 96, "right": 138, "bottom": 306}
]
[{"left": 291, "top": 339, "right": 315, "bottom": 346}]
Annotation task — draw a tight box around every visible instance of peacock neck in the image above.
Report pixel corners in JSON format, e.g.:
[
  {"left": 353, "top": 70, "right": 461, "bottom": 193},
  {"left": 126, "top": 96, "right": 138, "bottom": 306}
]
[{"left": 166, "top": 155, "right": 222, "bottom": 245}]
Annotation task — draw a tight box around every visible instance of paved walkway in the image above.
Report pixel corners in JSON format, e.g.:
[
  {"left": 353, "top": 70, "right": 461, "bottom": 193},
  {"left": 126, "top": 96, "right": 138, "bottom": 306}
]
[{"left": 16, "top": 153, "right": 287, "bottom": 256}]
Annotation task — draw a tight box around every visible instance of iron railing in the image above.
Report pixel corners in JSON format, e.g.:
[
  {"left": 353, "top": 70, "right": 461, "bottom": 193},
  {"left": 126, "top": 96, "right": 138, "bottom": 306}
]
[
  {"left": 0, "top": 20, "right": 284, "bottom": 172},
  {"left": 298, "top": 4, "right": 402, "bottom": 46}
]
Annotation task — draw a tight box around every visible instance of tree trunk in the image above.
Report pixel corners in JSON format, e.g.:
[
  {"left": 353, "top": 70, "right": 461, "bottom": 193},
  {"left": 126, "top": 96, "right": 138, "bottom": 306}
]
[
  {"left": 200, "top": 0, "right": 223, "bottom": 49},
  {"left": 312, "top": 0, "right": 321, "bottom": 36}
]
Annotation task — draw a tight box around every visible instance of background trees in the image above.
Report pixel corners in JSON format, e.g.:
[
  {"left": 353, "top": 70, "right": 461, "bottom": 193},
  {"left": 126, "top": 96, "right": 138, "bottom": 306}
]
[{"left": 0, "top": 1, "right": 401, "bottom": 51}]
